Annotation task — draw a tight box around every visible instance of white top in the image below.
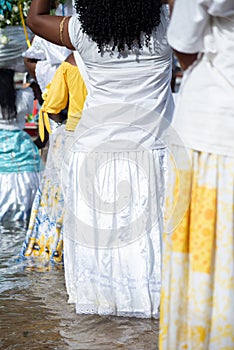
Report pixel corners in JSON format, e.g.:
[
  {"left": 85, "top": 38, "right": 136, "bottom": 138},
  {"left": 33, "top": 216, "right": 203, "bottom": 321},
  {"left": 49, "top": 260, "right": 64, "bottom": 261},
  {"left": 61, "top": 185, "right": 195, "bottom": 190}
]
[
  {"left": 22, "top": 1, "right": 75, "bottom": 92},
  {"left": 68, "top": 5, "right": 174, "bottom": 122},
  {"left": 23, "top": 35, "right": 72, "bottom": 92},
  {"left": 0, "top": 88, "right": 34, "bottom": 130},
  {"left": 167, "top": 0, "right": 234, "bottom": 156},
  {"left": 168, "top": 0, "right": 234, "bottom": 86}
]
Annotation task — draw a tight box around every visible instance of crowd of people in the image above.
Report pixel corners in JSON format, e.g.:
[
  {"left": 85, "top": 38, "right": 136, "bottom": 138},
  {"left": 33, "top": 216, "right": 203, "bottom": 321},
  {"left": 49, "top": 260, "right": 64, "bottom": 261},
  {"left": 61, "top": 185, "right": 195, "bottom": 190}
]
[{"left": 0, "top": 0, "right": 233, "bottom": 348}]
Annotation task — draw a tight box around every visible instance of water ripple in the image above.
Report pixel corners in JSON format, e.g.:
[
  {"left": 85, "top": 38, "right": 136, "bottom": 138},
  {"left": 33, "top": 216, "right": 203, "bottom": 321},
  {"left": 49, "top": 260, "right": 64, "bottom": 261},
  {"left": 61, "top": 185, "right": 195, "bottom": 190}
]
[{"left": 0, "top": 223, "right": 158, "bottom": 349}]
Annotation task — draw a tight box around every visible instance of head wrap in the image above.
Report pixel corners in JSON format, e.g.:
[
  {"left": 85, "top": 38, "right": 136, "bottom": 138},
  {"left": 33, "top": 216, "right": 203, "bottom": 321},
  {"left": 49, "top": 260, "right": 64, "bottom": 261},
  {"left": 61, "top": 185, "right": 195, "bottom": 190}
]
[{"left": 0, "top": 26, "right": 33, "bottom": 72}]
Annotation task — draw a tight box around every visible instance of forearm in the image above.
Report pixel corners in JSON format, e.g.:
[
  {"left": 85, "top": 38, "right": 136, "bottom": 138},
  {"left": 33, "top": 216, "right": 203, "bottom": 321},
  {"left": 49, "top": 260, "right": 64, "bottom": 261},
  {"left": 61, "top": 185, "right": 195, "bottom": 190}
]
[
  {"left": 26, "top": 0, "right": 73, "bottom": 49},
  {"left": 168, "top": 0, "right": 174, "bottom": 14},
  {"left": 34, "top": 129, "right": 49, "bottom": 149},
  {"left": 24, "top": 58, "right": 37, "bottom": 80},
  {"left": 168, "top": 0, "right": 197, "bottom": 70}
]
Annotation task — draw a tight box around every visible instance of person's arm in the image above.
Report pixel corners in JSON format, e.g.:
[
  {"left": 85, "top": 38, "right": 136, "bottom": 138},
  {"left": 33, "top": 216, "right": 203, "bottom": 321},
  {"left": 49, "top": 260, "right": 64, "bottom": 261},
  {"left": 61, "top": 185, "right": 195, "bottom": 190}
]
[
  {"left": 34, "top": 128, "right": 49, "bottom": 149},
  {"left": 168, "top": 0, "right": 174, "bottom": 13},
  {"left": 173, "top": 51, "right": 198, "bottom": 71},
  {"left": 167, "top": 0, "right": 208, "bottom": 71},
  {"left": 168, "top": 0, "right": 198, "bottom": 70},
  {"left": 24, "top": 58, "right": 38, "bottom": 80},
  {"left": 26, "top": 0, "right": 74, "bottom": 49}
]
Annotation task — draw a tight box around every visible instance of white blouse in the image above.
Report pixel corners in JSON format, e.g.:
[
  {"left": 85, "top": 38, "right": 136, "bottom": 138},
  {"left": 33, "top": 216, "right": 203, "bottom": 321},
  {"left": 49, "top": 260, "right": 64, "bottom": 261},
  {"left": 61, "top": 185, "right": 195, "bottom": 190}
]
[
  {"left": 167, "top": 0, "right": 234, "bottom": 156},
  {"left": 68, "top": 5, "right": 174, "bottom": 122}
]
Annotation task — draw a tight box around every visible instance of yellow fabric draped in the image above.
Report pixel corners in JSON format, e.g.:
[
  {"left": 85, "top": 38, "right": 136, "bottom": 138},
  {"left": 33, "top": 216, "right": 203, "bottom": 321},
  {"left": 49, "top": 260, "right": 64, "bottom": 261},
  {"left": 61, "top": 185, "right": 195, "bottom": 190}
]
[{"left": 38, "top": 62, "right": 87, "bottom": 141}]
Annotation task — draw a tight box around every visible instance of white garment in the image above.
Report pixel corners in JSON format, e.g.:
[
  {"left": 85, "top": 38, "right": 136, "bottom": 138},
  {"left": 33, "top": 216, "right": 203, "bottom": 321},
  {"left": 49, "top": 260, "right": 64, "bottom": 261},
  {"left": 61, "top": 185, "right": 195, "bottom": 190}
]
[
  {"left": 55, "top": 0, "right": 75, "bottom": 17},
  {"left": 0, "top": 88, "right": 41, "bottom": 223},
  {"left": 35, "top": 59, "right": 59, "bottom": 93},
  {"left": 63, "top": 6, "right": 173, "bottom": 317},
  {"left": 0, "top": 88, "right": 34, "bottom": 130},
  {"left": 0, "top": 172, "right": 40, "bottom": 222},
  {"left": 63, "top": 105, "right": 168, "bottom": 317},
  {"left": 68, "top": 5, "right": 174, "bottom": 119},
  {"left": 27, "top": 38, "right": 72, "bottom": 92},
  {"left": 22, "top": 0, "right": 75, "bottom": 92},
  {"left": 168, "top": 0, "right": 234, "bottom": 156}
]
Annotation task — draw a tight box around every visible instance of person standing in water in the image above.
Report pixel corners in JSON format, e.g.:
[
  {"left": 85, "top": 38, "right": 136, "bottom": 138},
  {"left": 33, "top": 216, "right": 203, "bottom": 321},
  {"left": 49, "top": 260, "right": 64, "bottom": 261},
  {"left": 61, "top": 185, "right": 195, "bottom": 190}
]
[
  {"left": 160, "top": 0, "right": 234, "bottom": 348},
  {"left": 0, "top": 68, "right": 43, "bottom": 223},
  {"left": 25, "top": 0, "right": 174, "bottom": 318}
]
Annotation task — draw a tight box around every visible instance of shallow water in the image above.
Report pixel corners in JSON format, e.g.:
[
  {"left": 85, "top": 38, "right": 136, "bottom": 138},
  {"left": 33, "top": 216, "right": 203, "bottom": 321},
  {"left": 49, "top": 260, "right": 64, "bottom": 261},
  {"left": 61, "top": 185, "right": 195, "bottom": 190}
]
[{"left": 0, "top": 223, "right": 159, "bottom": 350}]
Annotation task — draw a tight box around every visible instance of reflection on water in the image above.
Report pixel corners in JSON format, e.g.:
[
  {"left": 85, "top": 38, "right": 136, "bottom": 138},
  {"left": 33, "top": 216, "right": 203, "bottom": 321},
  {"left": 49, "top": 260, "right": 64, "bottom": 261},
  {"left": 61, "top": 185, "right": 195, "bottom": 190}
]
[{"left": 0, "top": 223, "right": 159, "bottom": 350}]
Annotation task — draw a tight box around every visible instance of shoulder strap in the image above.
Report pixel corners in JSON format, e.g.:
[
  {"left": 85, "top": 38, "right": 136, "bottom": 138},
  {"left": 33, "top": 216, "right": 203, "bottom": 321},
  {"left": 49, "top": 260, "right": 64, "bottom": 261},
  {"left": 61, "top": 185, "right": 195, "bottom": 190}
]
[{"left": 73, "top": 51, "right": 89, "bottom": 91}]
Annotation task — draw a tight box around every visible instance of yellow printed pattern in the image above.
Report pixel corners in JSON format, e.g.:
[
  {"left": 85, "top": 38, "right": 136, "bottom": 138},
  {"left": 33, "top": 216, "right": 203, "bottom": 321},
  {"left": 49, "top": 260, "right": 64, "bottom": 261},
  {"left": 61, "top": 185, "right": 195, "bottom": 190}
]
[{"left": 160, "top": 146, "right": 234, "bottom": 349}]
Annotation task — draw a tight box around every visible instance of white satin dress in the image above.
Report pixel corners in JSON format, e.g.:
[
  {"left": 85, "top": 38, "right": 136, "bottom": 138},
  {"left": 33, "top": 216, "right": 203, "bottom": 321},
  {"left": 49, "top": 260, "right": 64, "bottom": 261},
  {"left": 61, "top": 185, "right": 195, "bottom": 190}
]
[{"left": 63, "top": 5, "right": 174, "bottom": 318}]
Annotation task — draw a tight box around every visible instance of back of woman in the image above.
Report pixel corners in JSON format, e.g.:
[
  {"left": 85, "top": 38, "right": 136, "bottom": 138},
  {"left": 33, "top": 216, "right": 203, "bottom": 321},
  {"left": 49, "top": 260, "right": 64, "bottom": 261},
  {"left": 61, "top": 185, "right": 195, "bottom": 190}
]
[
  {"left": 69, "top": 3, "right": 173, "bottom": 117},
  {"left": 26, "top": 0, "right": 173, "bottom": 319},
  {"left": 26, "top": 1, "right": 173, "bottom": 117}
]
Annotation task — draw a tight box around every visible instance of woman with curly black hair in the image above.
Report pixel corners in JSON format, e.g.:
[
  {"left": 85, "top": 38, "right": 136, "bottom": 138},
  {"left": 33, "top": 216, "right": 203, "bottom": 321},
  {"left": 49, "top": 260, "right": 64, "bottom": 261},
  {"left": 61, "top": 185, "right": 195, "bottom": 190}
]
[
  {"left": 26, "top": 0, "right": 174, "bottom": 318},
  {"left": 73, "top": 0, "right": 162, "bottom": 52}
]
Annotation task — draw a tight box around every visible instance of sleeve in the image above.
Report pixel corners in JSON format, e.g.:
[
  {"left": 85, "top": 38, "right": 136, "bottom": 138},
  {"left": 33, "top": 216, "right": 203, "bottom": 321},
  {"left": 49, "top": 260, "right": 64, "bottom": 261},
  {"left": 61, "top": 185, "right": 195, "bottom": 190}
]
[
  {"left": 207, "top": 0, "right": 234, "bottom": 16},
  {"left": 22, "top": 35, "right": 46, "bottom": 60},
  {"left": 68, "top": 15, "right": 83, "bottom": 52},
  {"left": 41, "top": 63, "right": 69, "bottom": 115},
  {"left": 41, "top": 40, "right": 72, "bottom": 65},
  {"left": 168, "top": 0, "right": 234, "bottom": 54},
  {"left": 35, "top": 60, "right": 58, "bottom": 93},
  {"left": 167, "top": 0, "right": 210, "bottom": 53}
]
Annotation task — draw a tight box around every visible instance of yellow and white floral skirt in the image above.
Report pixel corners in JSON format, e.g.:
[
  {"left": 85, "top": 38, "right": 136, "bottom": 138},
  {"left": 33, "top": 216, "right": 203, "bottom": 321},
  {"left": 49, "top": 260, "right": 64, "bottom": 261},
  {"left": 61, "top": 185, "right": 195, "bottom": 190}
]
[
  {"left": 21, "top": 126, "right": 74, "bottom": 265},
  {"left": 160, "top": 145, "right": 234, "bottom": 349}
]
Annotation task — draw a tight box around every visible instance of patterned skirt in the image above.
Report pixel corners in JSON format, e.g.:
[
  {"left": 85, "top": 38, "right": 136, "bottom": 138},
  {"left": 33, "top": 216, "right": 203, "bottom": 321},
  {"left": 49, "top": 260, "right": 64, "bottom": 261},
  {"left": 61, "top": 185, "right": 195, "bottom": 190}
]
[
  {"left": 21, "top": 126, "right": 73, "bottom": 264},
  {"left": 160, "top": 145, "right": 234, "bottom": 349}
]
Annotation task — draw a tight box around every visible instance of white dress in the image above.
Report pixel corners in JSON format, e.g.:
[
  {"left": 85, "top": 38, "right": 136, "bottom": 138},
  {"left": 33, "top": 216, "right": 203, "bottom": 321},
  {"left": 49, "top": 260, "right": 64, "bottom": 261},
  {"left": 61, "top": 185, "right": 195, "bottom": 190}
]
[{"left": 63, "top": 5, "right": 174, "bottom": 317}]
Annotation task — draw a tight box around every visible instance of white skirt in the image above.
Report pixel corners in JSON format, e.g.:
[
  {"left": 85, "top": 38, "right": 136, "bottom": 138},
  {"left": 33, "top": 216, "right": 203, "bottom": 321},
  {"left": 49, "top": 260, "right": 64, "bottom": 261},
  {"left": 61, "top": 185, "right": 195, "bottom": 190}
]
[
  {"left": 0, "top": 172, "right": 40, "bottom": 223},
  {"left": 63, "top": 103, "right": 169, "bottom": 318}
]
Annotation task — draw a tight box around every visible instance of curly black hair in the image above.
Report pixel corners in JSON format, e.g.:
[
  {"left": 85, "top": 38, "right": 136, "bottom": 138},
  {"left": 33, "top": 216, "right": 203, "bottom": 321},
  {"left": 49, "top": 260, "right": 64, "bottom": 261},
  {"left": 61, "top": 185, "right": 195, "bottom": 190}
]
[
  {"left": 0, "top": 69, "right": 17, "bottom": 121},
  {"left": 74, "top": 0, "right": 162, "bottom": 52}
]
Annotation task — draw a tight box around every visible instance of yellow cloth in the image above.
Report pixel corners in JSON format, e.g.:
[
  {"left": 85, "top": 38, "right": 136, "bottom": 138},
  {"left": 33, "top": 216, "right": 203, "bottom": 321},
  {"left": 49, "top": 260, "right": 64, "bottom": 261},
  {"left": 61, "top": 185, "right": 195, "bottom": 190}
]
[
  {"left": 39, "top": 61, "right": 87, "bottom": 140},
  {"left": 160, "top": 146, "right": 234, "bottom": 349}
]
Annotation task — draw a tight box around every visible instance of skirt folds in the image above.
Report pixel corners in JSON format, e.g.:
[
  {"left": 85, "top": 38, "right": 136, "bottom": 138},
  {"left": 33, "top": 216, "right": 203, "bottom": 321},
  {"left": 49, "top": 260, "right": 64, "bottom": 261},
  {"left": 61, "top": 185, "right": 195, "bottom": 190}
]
[
  {"left": 160, "top": 146, "right": 234, "bottom": 349},
  {"left": 21, "top": 126, "right": 73, "bottom": 264}
]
